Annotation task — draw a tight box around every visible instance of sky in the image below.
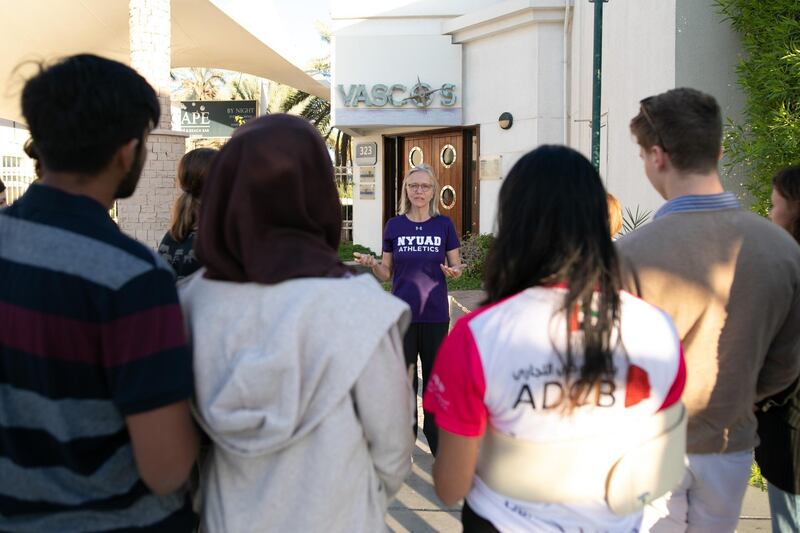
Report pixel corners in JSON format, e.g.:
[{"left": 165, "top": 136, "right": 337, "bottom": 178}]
[{"left": 211, "top": 0, "right": 332, "bottom": 72}]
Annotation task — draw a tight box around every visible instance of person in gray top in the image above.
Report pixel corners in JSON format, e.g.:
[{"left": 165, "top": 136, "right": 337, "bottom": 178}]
[{"left": 182, "top": 114, "right": 415, "bottom": 532}]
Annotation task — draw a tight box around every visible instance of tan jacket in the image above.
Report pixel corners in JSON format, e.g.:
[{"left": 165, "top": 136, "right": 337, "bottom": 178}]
[{"left": 618, "top": 208, "right": 800, "bottom": 454}]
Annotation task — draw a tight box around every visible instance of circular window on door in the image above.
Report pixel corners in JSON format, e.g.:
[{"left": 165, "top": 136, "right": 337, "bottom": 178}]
[
  {"left": 440, "top": 144, "right": 457, "bottom": 168},
  {"left": 408, "top": 146, "right": 424, "bottom": 168},
  {"left": 440, "top": 185, "right": 456, "bottom": 210}
]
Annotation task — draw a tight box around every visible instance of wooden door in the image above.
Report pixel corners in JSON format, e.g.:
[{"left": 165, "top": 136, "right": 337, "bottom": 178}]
[
  {"left": 431, "top": 132, "right": 463, "bottom": 236},
  {"left": 401, "top": 135, "right": 432, "bottom": 209},
  {"left": 401, "top": 132, "right": 464, "bottom": 236}
]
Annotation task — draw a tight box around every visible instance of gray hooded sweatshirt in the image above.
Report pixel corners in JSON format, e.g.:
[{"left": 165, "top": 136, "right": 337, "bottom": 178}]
[{"left": 179, "top": 273, "right": 414, "bottom": 532}]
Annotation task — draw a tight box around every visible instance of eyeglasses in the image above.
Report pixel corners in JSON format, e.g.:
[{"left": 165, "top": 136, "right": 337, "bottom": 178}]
[
  {"left": 639, "top": 98, "right": 669, "bottom": 152},
  {"left": 406, "top": 183, "right": 433, "bottom": 192}
]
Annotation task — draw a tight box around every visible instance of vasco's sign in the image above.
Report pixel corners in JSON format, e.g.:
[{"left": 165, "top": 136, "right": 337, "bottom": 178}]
[
  {"left": 337, "top": 81, "right": 457, "bottom": 108},
  {"left": 180, "top": 100, "right": 257, "bottom": 137}
]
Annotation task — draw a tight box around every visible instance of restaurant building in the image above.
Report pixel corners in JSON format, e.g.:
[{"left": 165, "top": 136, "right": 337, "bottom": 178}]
[{"left": 331, "top": 0, "right": 745, "bottom": 252}]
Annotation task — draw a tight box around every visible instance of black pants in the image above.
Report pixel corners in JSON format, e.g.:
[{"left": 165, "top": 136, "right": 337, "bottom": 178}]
[
  {"left": 462, "top": 500, "right": 500, "bottom": 533},
  {"left": 403, "top": 322, "right": 449, "bottom": 457}
]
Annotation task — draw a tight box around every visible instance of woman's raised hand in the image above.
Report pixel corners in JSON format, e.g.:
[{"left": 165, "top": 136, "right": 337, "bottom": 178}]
[
  {"left": 440, "top": 263, "right": 467, "bottom": 279},
  {"left": 353, "top": 252, "right": 377, "bottom": 268}
]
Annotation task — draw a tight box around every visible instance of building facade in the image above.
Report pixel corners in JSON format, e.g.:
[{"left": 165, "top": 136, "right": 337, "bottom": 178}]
[{"left": 331, "top": 0, "right": 745, "bottom": 253}]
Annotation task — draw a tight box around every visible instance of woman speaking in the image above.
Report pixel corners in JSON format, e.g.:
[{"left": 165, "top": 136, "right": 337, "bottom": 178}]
[{"left": 354, "top": 163, "right": 464, "bottom": 456}]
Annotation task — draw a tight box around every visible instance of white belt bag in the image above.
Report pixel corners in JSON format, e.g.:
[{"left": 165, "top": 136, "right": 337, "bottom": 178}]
[{"left": 475, "top": 402, "right": 687, "bottom": 516}]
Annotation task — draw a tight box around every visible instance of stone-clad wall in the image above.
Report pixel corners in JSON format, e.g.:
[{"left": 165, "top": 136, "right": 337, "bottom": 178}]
[
  {"left": 128, "top": 0, "right": 171, "bottom": 131},
  {"left": 117, "top": 131, "right": 187, "bottom": 248},
  {"left": 118, "top": 0, "right": 188, "bottom": 248}
]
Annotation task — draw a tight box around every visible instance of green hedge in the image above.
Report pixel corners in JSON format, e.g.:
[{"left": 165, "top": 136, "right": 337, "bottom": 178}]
[
  {"left": 447, "top": 233, "right": 494, "bottom": 291},
  {"left": 715, "top": 0, "right": 800, "bottom": 215},
  {"left": 337, "top": 241, "right": 376, "bottom": 262}
]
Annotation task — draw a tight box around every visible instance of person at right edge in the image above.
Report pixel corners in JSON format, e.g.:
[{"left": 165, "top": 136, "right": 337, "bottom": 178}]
[
  {"left": 755, "top": 164, "right": 800, "bottom": 533},
  {"left": 618, "top": 87, "right": 800, "bottom": 532}
]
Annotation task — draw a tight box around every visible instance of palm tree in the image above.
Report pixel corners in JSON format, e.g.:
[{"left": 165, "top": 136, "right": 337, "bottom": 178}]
[
  {"left": 279, "top": 22, "right": 351, "bottom": 167},
  {"left": 230, "top": 73, "right": 259, "bottom": 101},
  {"left": 280, "top": 90, "right": 329, "bottom": 132},
  {"left": 172, "top": 68, "right": 226, "bottom": 101}
]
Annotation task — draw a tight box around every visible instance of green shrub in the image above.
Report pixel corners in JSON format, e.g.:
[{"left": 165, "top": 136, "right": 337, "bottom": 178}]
[
  {"left": 448, "top": 233, "right": 494, "bottom": 291},
  {"left": 715, "top": 0, "right": 800, "bottom": 215},
  {"left": 750, "top": 461, "right": 767, "bottom": 491},
  {"left": 337, "top": 241, "right": 376, "bottom": 262}
]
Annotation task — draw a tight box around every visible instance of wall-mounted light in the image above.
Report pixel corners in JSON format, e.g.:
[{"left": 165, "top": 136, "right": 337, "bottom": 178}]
[{"left": 498, "top": 112, "right": 513, "bottom": 130}]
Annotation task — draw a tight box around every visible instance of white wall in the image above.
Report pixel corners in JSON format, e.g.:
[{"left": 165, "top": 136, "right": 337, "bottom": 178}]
[
  {"left": 569, "top": 0, "right": 676, "bottom": 216},
  {"left": 350, "top": 134, "right": 385, "bottom": 253},
  {"left": 675, "top": 0, "right": 745, "bottom": 200},
  {"left": 453, "top": 4, "right": 570, "bottom": 234},
  {"left": 332, "top": 0, "right": 499, "bottom": 19}
]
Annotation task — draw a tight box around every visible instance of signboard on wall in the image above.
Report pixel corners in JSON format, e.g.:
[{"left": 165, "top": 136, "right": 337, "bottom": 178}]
[
  {"left": 180, "top": 100, "right": 257, "bottom": 137},
  {"left": 359, "top": 166, "right": 376, "bottom": 199},
  {"left": 355, "top": 142, "right": 378, "bottom": 166},
  {"left": 338, "top": 82, "right": 457, "bottom": 108},
  {"left": 479, "top": 155, "right": 503, "bottom": 180},
  {"left": 332, "top": 35, "right": 462, "bottom": 128}
]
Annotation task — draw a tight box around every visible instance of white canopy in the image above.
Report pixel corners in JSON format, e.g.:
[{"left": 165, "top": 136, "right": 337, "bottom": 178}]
[{"left": 0, "top": 0, "right": 329, "bottom": 123}]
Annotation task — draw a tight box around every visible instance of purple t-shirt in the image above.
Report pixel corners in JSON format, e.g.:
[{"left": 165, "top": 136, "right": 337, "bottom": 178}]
[{"left": 383, "top": 215, "right": 460, "bottom": 323}]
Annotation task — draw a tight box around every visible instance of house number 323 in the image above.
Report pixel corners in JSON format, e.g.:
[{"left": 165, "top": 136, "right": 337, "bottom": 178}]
[{"left": 355, "top": 142, "right": 378, "bottom": 166}]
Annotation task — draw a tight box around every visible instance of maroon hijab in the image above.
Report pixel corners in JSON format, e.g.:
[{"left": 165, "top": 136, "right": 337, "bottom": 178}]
[{"left": 195, "top": 114, "right": 350, "bottom": 284}]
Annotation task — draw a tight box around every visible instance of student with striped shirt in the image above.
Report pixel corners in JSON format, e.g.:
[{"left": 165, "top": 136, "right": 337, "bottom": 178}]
[{"left": 0, "top": 54, "right": 199, "bottom": 532}]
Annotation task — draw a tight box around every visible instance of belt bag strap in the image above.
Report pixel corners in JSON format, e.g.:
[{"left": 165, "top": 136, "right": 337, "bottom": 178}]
[{"left": 475, "top": 402, "right": 687, "bottom": 516}]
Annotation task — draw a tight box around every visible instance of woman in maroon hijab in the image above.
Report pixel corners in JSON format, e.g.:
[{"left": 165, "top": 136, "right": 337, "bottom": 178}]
[{"left": 179, "top": 114, "right": 414, "bottom": 533}]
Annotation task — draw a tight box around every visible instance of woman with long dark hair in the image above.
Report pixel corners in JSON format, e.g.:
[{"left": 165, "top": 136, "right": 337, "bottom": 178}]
[
  {"left": 756, "top": 165, "right": 800, "bottom": 533},
  {"left": 423, "top": 145, "right": 686, "bottom": 532},
  {"left": 158, "top": 147, "right": 216, "bottom": 280},
  {"left": 180, "top": 114, "right": 414, "bottom": 532}
]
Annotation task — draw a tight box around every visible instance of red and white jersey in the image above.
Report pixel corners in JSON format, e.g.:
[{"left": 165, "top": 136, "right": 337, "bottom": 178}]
[{"left": 423, "top": 286, "right": 685, "bottom": 533}]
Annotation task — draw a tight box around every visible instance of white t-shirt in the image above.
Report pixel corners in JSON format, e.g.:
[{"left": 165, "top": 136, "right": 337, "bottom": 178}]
[{"left": 423, "top": 286, "right": 685, "bottom": 533}]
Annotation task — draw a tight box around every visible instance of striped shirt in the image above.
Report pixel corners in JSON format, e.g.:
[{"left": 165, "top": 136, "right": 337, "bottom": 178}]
[
  {"left": 654, "top": 192, "right": 741, "bottom": 220},
  {"left": 0, "top": 185, "right": 195, "bottom": 532}
]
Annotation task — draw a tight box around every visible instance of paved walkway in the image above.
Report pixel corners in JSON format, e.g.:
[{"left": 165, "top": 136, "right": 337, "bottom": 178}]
[
  {"left": 390, "top": 436, "right": 772, "bottom": 532},
  {"left": 386, "top": 290, "right": 773, "bottom": 532}
]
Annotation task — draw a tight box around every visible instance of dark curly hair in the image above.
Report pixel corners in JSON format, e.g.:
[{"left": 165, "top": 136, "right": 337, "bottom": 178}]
[{"left": 21, "top": 54, "right": 159, "bottom": 175}]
